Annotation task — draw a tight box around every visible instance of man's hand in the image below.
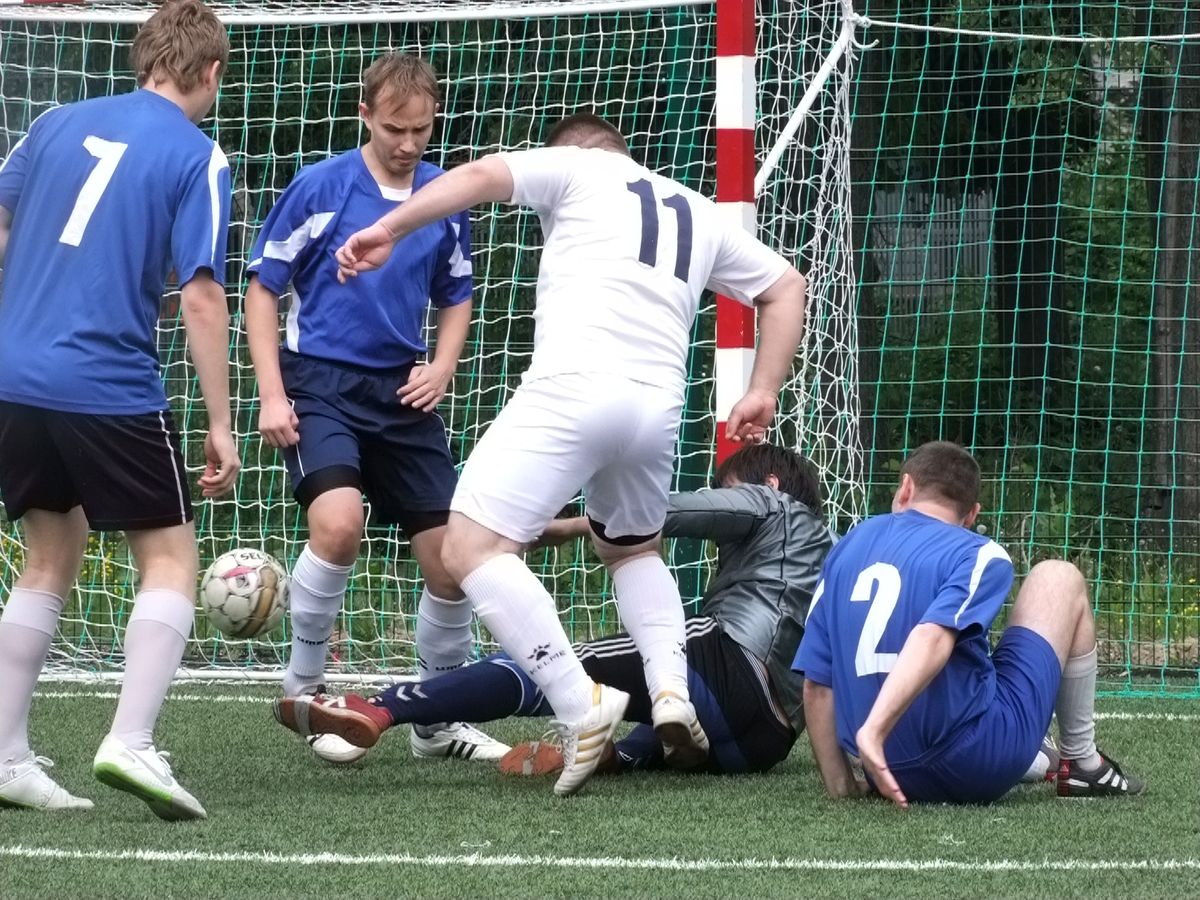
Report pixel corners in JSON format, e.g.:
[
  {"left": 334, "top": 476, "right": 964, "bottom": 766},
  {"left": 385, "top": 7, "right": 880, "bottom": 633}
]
[
  {"left": 199, "top": 426, "right": 240, "bottom": 498},
  {"left": 336, "top": 222, "right": 396, "bottom": 283},
  {"left": 725, "top": 388, "right": 777, "bottom": 444},
  {"left": 856, "top": 724, "right": 908, "bottom": 809},
  {"left": 397, "top": 362, "right": 453, "bottom": 412},
  {"left": 258, "top": 394, "right": 300, "bottom": 448},
  {"left": 527, "top": 517, "right": 589, "bottom": 551}
]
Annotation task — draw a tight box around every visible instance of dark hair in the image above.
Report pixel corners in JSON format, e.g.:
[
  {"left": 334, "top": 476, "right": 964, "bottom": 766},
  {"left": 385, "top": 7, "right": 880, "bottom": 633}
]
[
  {"left": 900, "top": 441, "right": 980, "bottom": 518},
  {"left": 131, "top": 0, "right": 229, "bottom": 92},
  {"left": 545, "top": 113, "right": 629, "bottom": 155},
  {"left": 713, "top": 443, "right": 823, "bottom": 518},
  {"left": 362, "top": 53, "right": 439, "bottom": 110}
]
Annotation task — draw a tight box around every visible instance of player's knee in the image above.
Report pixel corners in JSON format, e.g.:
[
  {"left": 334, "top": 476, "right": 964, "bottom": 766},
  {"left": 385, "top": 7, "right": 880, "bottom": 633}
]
[
  {"left": 308, "top": 512, "right": 364, "bottom": 565},
  {"left": 1028, "top": 559, "right": 1087, "bottom": 604}
]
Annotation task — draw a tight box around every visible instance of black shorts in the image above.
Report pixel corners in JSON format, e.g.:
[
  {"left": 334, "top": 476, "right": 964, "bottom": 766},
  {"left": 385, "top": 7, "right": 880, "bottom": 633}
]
[
  {"left": 576, "top": 617, "right": 796, "bottom": 774},
  {"left": 279, "top": 351, "right": 457, "bottom": 535},
  {"left": 0, "top": 401, "right": 193, "bottom": 531}
]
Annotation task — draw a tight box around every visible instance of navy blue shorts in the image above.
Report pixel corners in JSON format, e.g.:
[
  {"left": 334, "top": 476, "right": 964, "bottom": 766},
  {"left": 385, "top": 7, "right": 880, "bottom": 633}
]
[
  {"left": 279, "top": 351, "right": 457, "bottom": 533},
  {"left": 889, "top": 626, "right": 1061, "bottom": 804}
]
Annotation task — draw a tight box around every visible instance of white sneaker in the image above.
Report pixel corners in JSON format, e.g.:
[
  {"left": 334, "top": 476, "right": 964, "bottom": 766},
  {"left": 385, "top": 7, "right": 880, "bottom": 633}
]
[
  {"left": 306, "top": 732, "right": 368, "bottom": 765},
  {"left": 411, "top": 722, "right": 511, "bottom": 762},
  {"left": 651, "top": 691, "right": 710, "bottom": 770},
  {"left": 92, "top": 735, "right": 206, "bottom": 821},
  {"left": 0, "top": 753, "right": 93, "bottom": 811},
  {"left": 551, "top": 683, "right": 630, "bottom": 797}
]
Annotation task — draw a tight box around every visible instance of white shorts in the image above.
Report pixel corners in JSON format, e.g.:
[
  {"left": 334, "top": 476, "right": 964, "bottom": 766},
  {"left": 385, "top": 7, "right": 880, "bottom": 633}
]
[{"left": 451, "top": 373, "right": 683, "bottom": 544}]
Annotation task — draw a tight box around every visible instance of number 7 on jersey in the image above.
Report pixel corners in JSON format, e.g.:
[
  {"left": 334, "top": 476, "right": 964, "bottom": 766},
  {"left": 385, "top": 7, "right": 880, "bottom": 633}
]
[{"left": 59, "top": 136, "right": 128, "bottom": 247}]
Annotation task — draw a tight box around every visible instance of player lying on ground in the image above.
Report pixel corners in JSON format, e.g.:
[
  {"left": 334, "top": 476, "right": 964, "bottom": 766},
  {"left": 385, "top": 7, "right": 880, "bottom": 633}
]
[
  {"left": 334, "top": 114, "right": 806, "bottom": 796},
  {"left": 795, "top": 440, "right": 1143, "bottom": 806},
  {"left": 273, "top": 443, "right": 833, "bottom": 775},
  {"left": 0, "top": 0, "right": 238, "bottom": 819},
  {"left": 245, "top": 51, "right": 505, "bottom": 766}
]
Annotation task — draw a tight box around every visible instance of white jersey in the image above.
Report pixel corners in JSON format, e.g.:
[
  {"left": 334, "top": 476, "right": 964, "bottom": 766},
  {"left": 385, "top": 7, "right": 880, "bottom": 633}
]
[{"left": 502, "top": 146, "right": 790, "bottom": 396}]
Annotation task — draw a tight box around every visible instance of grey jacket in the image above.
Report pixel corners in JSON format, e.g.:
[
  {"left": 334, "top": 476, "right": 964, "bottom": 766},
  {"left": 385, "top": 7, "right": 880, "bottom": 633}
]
[{"left": 663, "top": 483, "right": 833, "bottom": 733}]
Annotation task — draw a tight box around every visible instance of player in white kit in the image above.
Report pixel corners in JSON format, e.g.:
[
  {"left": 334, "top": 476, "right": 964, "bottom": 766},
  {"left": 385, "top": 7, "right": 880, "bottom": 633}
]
[{"left": 335, "top": 114, "right": 806, "bottom": 796}]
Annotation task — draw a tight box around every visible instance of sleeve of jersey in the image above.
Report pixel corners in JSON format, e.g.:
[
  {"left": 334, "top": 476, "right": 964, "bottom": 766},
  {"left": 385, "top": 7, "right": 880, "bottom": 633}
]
[
  {"left": 172, "top": 143, "right": 231, "bottom": 287},
  {"left": 501, "top": 148, "right": 575, "bottom": 214},
  {"left": 429, "top": 208, "right": 473, "bottom": 308},
  {"left": 0, "top": 126, "right": 37, "bottom": 212},
  {"left": 920, "top": 541, "right": 1014, "bottom": 636},
  {"left": 246, "top": 170, "right": 329, "bottom": 296},
  {"left": 662, "top": 486, "right": 771, "bottom": 542},
  {"left": 706, "top": 227, "right": 791, "bottom": 307},
  {"left": 792, "top": 578, "right": 833, "bottom": 684}
]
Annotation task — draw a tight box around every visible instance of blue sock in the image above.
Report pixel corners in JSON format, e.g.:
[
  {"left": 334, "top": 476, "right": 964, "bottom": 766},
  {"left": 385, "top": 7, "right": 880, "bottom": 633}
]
[
  {"left": 613, "top": 724, "right": 664, "bottom": 771},
  {"left": 374, "top": 654, "right": 550, "bottom": 726}
]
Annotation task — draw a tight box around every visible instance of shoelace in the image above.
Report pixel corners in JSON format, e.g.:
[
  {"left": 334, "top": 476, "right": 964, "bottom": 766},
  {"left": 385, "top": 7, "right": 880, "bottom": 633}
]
[
  {"left": 548, "top": 720, "right": 576, "bottom": 766},
  {"left": 31, "top": 754, "right": 55, "bottom": 771}
]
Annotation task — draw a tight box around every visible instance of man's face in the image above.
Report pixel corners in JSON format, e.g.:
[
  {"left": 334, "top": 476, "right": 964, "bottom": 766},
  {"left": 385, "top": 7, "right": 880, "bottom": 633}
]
[{"left": 360, "top": 90, "right": 436, "bottom": 180}]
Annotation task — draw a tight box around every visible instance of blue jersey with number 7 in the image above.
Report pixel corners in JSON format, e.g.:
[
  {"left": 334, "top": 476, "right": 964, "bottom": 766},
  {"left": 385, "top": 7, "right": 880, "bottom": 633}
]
[
  {"left": 793, "top": 510, "right": 1014, "bottom": 766},
  {"left": 0, "top": 90, "right": 231, "bottom": 415}
]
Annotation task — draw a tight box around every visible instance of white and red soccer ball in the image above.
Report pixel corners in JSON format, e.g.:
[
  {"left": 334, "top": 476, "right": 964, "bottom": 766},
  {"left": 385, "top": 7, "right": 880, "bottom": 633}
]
[{"left": 200, "top": 548, "right": 289, "bottom": 639}]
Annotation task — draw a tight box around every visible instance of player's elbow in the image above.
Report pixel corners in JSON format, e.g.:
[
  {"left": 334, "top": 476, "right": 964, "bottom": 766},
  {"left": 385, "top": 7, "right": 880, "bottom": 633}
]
[{"left": 180, "top": 271, "right": 230, "bottom": 319}]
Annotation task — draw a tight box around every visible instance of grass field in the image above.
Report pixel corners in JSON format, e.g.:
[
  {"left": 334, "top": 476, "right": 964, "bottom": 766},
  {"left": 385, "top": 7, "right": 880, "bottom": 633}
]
[{"left": 1, "top": 684, "right": 1197, "bottom": 898}]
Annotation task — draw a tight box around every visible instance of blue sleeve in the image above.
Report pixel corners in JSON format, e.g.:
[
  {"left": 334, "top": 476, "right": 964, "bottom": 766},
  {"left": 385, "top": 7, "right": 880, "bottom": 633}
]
[
  {"left": 429, "top": 207, "right": 472, "bottom": 308},
  {"left": 792, "top": 578, "right": 833, "bottom": 685},
  {"left": 0, "top": 125, "right": 38, "bottom": 213},
  {"left": 920, "top": 541, "right": 1013, "bottom": 637},
  {"left": 173, "top": 144, "right": 231, "bottom": 287},
  {"left": 247, "top": 170, "right": 323, "bottom": 296}
]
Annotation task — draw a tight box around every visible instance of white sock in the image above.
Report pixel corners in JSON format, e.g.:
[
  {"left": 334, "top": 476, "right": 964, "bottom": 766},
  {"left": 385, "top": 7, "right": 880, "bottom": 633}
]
[
  {"left": 110, "top": 590, "right": 194, "bottom": 751},
  {"left": 1056, "top": 644, "right": 1102, "bottom": 770},
  {"left": 283, "top": 545, "right": 353, "bottom": 698},
  {"left": 415, "top": 588, "right": 473, "bottom": 680},
  {"left": 463, "top": 553, "right": 594, "bottom": 722},
  {"left": 611, "top": 555, "right": 689, "bottom": 702},
  {"left": 0, "top": 588, "right": 64, "bottom": 764}
]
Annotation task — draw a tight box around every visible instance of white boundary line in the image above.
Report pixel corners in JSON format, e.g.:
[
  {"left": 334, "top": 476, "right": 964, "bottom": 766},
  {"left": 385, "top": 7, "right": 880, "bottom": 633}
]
[
  {"left": 0, "top": 845, "right": 1198, "bottom": 873},
  {"left": 30, "top": 689, "right": 1200, "bottom": 721}
]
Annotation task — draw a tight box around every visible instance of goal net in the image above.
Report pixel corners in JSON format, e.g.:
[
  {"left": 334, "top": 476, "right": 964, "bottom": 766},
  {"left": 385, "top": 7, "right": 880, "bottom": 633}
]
[{"left": 0, "top": 0, "right": 858, "bottom": 680}]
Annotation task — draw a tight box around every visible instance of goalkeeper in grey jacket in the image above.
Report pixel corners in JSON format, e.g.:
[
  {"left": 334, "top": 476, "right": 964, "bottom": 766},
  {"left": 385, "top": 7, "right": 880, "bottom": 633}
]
[{"left": 273, "top": 443, "right": 834, "bottom": 774}]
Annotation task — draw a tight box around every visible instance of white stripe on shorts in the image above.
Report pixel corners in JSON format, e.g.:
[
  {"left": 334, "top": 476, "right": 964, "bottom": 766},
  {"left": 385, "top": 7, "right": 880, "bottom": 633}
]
[{"left": 157, "top": 411, "right": 187, "bottom": 524}]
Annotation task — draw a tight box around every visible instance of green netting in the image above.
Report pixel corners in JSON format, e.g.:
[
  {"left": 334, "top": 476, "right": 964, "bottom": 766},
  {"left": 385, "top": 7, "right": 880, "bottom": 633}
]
[
  {"left": 847, "top": 1, "right": 1200, "bottom": 695},
  {"left": 0, "top": 0, "right": 853, "bottom": 680}
]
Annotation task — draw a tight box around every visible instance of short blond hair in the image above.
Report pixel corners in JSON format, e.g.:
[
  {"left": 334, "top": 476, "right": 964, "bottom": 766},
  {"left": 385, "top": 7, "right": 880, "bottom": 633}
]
[
  {"left": 131, "top": 0, "right": 229, "bottom": 93},
  {"left": 362, "top": 53, "right": 440, "bottom": 110}
]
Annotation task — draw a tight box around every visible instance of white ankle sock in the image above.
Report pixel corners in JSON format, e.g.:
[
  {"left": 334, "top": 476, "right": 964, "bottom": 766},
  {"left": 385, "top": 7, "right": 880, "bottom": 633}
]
[
  {"left": 463, "top": 554, "right": 593, "bottom": 722},
  {"left": 1056, "top": 644, "right": 1102, "bottom": 770},
  {"left": 0, "top": 588, "right": 64, "bottom": 764},
  {"left": 110, "top": 590, "right": 194, "bottom": 751},
  {"left": 283, "top": 545, "right": 352, "bottom": 698},
  {"left": 611, "top": 555, "right": 689, "bottom": 701},
  {"left": 415, "top": 588, "right": 473, "bottom": 680}
]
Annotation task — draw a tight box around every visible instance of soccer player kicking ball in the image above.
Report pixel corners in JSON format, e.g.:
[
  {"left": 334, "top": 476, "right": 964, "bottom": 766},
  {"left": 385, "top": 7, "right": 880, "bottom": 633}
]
[
  {"left": 245, "top": 53, "right": 507, "bottom": 766},
  {"left": 274, "top": 444, "right": 832, "bottom": 777},
  {"left": 795, "top": 441, "right": 1143, "bottom": 806},
  {"left": 0, "top": 0, "right": 239, "bottom": 819},
  {"left": 334, "top": 114, "right": 806, "bottom": 796}
]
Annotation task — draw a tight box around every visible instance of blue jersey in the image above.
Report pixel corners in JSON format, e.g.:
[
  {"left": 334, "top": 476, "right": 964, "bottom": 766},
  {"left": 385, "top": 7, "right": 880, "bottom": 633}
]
[
  {"left": 247, "top": 151, "right": 471, "bottom": 369},
  {"left": 793, "top": 510, "right": 1014, "bottom": 766},
  {"left": 0, "top": 90, "right": 230, "bottom": 414}
]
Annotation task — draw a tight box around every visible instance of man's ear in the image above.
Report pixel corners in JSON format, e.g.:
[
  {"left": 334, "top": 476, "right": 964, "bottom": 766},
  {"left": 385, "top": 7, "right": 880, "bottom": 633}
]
[
  {"left": 765, "top": 474, "right": 780, "bottom": 491},
  {"left": 962, "top": 502, "right": 981, "bottom": 529}
]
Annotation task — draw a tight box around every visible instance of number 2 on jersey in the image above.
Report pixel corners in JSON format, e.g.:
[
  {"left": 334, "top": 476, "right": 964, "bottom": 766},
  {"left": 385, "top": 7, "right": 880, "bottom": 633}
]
[
  {"left": 852, "top": 562, "right": 902, "bottom": 676},
  {"left": 59, "top": 136, "right": 128, "bottom": 247},
  {"left": 626, "top": 179, "right": 693, "bottom": 282}
]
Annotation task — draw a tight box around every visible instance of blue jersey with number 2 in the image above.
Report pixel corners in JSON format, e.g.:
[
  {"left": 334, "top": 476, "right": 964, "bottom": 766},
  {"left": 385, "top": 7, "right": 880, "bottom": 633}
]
[
  {"left": 793, "top": 510, "right": 1014, "bottom": 765},
  {"left": 0, "top": 90, "right": 231, "bottom": 414}
]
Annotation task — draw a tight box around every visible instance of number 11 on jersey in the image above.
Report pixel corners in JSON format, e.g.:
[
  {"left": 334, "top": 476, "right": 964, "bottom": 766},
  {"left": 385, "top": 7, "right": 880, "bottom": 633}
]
[{"left": 626, "top": 179, "right": 693, "bottom": 282}]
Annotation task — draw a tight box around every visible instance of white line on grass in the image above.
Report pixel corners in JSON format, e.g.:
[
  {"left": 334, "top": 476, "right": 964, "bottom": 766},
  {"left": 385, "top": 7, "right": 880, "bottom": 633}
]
[
  {"left": 0, "top": 845, "right": 1198, "bottom": 873},
  {"left": 32, "top": 691, "right": 1200, "bottom": 721}
]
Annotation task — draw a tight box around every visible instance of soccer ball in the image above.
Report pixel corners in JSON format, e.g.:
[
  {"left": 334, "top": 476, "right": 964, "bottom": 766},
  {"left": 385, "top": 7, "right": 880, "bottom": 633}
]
[{"left": 200, "top": 548, "right": 289, "bottom": 639}]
